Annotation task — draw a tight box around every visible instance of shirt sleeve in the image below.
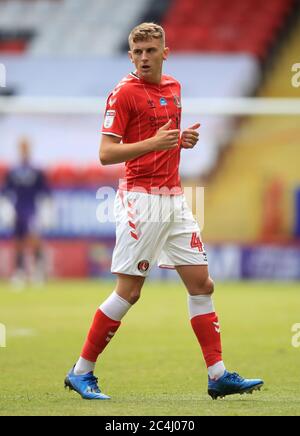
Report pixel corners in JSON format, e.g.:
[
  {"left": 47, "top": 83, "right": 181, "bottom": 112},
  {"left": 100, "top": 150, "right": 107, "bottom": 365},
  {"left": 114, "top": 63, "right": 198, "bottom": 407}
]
[{"left": 101, "top": 86, "right": 131, "bottom": 139}]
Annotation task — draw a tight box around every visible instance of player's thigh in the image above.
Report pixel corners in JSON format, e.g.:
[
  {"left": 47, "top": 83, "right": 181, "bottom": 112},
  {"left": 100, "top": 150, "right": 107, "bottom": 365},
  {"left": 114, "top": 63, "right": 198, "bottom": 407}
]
[
  {"left": 14, "top": 216, "right": 27, "bottom": 243},
  {"left": 14, "top": 237, "right": 26, "bottom": 252},
  {"left": 176, "top": 265, "right": 214, "bottom": 296},
  {"left": 16, "top": 215, "right": 40, "bottom": 249},
  {"left": 115, "top": 273, "right": 146, "bottom": 304},
  {"left": 112, "top": 191, "right": 171, "bottom": 277},
  {"left": 26, "top": 234, "right": 42, "bottom": 251}
]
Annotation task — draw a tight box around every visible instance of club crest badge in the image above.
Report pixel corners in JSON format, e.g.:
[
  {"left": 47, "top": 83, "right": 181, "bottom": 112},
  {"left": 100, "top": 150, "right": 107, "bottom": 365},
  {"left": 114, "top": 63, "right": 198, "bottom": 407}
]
[{"left": 138, "top": 260, "right": 150, "bottom": 273}]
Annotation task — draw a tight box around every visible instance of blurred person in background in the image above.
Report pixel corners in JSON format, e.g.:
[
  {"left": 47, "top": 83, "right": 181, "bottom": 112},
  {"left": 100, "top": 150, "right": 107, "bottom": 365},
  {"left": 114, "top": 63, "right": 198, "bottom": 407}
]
[{"left": 2, "top": 138, "right": 50, "bottom": 287}]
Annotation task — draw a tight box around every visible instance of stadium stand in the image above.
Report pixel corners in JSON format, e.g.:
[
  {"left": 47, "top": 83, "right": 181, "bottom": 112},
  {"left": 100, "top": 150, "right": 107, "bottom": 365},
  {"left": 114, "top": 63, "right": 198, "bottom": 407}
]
[
  {"left": 0, "top": 0, "right": 299, "bottom": 280},
  {"left": 78, "top": 164, "right": 124, "bottom": 188},
  {"left": 0, "top": 29, "right": 33, "bottom": 54},
  {"left": 0, "top": 0, "right": 299, "bottom": 238},
  {"left": 261, "top": 17, "right": 300, "bottom": 97},
  {"left": 46, "top": 164, "right": 124, "bottom": 188},
  {"left": 29, "top": 0, "right": 151, "bottom": 56},
  {"left": 0, "top": 55, "right": 260, "bottom": 177},
  {"left": 0, "top": 0, "right": 296, "bottom": 58},
  {"left": 0, "top": 162, "right": 8, "bottom": 186},
  {"left": 0, "top": 0, "right": 152, "bottom": 55},
  {"left": 161, "top": 0, "right": 295, "bottom": 59},
  {"left": 203, "top": 16, "right": 300, "bottom": 243}
]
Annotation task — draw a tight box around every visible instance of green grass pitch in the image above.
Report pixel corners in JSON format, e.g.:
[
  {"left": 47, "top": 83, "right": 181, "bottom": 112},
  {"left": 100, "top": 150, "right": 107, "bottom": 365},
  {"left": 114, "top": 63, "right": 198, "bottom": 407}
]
[{"left": 0, "top": 280, "right": 300, "bottom": 416}]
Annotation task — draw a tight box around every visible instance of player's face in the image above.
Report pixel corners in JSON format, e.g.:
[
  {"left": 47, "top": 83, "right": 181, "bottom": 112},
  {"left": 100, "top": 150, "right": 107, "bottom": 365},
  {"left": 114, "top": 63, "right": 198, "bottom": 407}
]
[{"left": 129, "top": 38, "right": 169, "bottom": 84}]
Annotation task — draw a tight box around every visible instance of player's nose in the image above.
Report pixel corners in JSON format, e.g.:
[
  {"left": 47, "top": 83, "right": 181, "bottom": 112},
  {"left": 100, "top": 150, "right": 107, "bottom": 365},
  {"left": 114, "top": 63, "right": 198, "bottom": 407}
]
[{"left": 141, "top": 51, "right": 149, "bottom": 61}]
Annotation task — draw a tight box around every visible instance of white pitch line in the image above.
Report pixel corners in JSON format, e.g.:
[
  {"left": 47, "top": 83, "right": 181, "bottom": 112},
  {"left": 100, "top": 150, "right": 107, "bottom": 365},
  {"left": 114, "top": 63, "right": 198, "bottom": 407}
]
[{"left": 8, "top": 328, "right": 38, "bottom": 338}]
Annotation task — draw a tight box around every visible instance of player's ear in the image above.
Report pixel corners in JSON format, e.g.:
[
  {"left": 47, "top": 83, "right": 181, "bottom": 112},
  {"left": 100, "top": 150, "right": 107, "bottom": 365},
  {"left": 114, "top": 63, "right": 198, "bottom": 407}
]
[
  {"left": 163, "top": 47, "right": 170, "bottom": 61},
  {"left": 128, "top": 50, "right": 134, "bottom": 63}
]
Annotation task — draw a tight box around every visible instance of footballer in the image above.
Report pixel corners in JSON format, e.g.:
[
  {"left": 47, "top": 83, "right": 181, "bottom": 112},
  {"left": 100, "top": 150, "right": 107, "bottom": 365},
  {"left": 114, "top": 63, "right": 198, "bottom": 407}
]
[{"left": 65, "top": 23, "right": 264, "bottom": 400}]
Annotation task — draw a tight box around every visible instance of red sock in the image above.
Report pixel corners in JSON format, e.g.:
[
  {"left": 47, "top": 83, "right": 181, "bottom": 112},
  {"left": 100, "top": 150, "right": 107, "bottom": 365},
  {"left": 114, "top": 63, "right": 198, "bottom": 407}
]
[
  {"left": 191, "top": 312, "right": 223, "bottom": 368},
  {"left": 81, "top": 309, "right": 121, "bottom": 362}
]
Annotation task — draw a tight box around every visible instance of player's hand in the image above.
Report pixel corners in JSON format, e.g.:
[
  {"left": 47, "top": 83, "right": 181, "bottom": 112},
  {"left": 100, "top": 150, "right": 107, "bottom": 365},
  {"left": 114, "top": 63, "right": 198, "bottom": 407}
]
[
  {"left": 152, "top": 120, "right": 180, "bottom": 151},
  {"left": 181, "top": 123, "right": 201, "bottom": 149}
]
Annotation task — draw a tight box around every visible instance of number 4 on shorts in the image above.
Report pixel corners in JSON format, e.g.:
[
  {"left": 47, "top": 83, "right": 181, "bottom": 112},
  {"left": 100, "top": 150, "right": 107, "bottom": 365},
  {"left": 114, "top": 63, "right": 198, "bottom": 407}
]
[{"left": 190, "top": 232, "right": 203, "bottom": 252}]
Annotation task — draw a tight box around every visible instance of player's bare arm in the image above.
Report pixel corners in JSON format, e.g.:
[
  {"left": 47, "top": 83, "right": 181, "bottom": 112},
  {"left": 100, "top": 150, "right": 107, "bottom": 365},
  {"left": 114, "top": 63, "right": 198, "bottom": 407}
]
[
  {"left": 181, "top": 123, "right": 201, "bottom": 149},
  {"left": 100, "top": 120, "right": 180, "bottom": 165}
]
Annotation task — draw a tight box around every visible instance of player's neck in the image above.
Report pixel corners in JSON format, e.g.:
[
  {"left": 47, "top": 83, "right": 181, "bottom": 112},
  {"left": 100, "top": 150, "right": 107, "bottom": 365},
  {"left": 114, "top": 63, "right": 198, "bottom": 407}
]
[{"left": 135, "top": 70, "right": 163, "bottom": 86}]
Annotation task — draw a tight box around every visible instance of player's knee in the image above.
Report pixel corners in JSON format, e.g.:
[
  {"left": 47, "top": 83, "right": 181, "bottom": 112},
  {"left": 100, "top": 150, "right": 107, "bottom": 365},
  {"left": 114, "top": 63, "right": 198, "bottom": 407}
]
[
  {"left": 128, "top": 289, "right": 141, "bottom": 305},
  {"left": 204, "top": 277, "right": 215, "bottom": 295},
  {"left": 189, "top": 276, "right": 214, "bottom": 296}
]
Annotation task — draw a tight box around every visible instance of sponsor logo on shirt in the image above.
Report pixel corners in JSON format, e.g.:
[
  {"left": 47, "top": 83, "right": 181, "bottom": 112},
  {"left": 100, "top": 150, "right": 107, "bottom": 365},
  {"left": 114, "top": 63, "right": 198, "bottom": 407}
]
[
  {"left": 149, "top": 114, "right": 177, "bottom": 128},
  {"left": 159, "top": 97, "right": 168, "bottom": 106},
  {"left": 104, "top": 110, "right": 116, "bottom": 128}
]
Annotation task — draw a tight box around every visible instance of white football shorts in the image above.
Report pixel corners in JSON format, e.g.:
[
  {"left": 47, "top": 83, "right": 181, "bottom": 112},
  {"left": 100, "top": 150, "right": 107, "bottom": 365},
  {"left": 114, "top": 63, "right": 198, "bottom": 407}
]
[{"left": 111, "top": 190, "right": 208, "bottom": 277}]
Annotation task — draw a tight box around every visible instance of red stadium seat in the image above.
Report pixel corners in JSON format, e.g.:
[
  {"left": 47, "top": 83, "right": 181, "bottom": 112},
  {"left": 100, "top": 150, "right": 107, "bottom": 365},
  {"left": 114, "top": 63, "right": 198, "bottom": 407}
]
[
  {"left": 79, "top": 165, "right": 108, "bottom": 187},
  {"left": 47, "top": 164, "right": 80, "bottom": 188},
  {"left": 0, "top": 40, "right": 27, "bottom": 54},
  {"left": 0, "top": 163, "right": 8, "bottom": 186},
  {"left": 79, "top": 164, "right": 125, "bottom": 187},
  {"left": 162, "top": 0, "right": 295, "bottom": 58},
  {"left": 100, "top": 165, "right": 125, "bottom": 185},
  {"left": 46, "top": 164, "right": 125, "bottom": 189}
]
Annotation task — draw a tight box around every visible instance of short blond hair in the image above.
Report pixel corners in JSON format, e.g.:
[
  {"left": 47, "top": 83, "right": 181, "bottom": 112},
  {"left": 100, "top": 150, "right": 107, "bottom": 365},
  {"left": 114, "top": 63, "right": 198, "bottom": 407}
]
[{"left": 128, "top": 23, "right": 165, "bottom": 48}]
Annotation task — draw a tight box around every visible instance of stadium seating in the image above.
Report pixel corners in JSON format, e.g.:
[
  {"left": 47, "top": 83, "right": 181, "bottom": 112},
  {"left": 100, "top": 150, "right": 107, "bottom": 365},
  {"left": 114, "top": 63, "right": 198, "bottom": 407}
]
[
  {"left": 0, "top": 0, "right": 295, "bottom": 58},
  {"left": 46, "top": 164, "right": 81, "bottom": 188},
  {"left": 0, "top": 54, "right": 260, "bottom": 178},
  {"left": 78, "top": 164, "right": 124, "bottom": 187},
  {"left": 162, "top": 0, "right": 294, "bottom": 59},
  {"left": 0, "top": 32, "right": 30, "bottom": 54},
  {"left": 260, "top": 18, "right": 300, "bottom": 97},
  {"left": 203, "top": 20, "right": 300, "bottom": 243},
  {"left": 0, "top": 162, "right": 123, "bottom": 190},
  {"left": 46, "top": 164, "right": 124, "bottom": 188},
  {"left": 0, "top": 0, "right": 299, "bottom": 244},
  {"left": 0, "top": 163, "right": 8, "bottom": 186},
  {"left": 0, "top": 0, "right": 152, "bottom": 55}
]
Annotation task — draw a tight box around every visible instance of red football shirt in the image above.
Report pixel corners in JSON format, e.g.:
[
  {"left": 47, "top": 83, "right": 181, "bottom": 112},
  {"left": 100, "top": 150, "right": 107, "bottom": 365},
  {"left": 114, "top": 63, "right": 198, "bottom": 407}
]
[{"left": 101, "top": 72, "right": 183, "bottom": 195}]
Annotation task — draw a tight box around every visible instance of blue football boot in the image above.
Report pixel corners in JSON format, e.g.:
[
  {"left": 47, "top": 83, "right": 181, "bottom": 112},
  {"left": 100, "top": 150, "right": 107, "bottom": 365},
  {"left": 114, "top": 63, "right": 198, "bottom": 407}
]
[
  {"left": 208, "top": 371, "right": 264, "bottom": 400},
  {"left": 64, "top": 367, "right": 111, "bottom": 400}
]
